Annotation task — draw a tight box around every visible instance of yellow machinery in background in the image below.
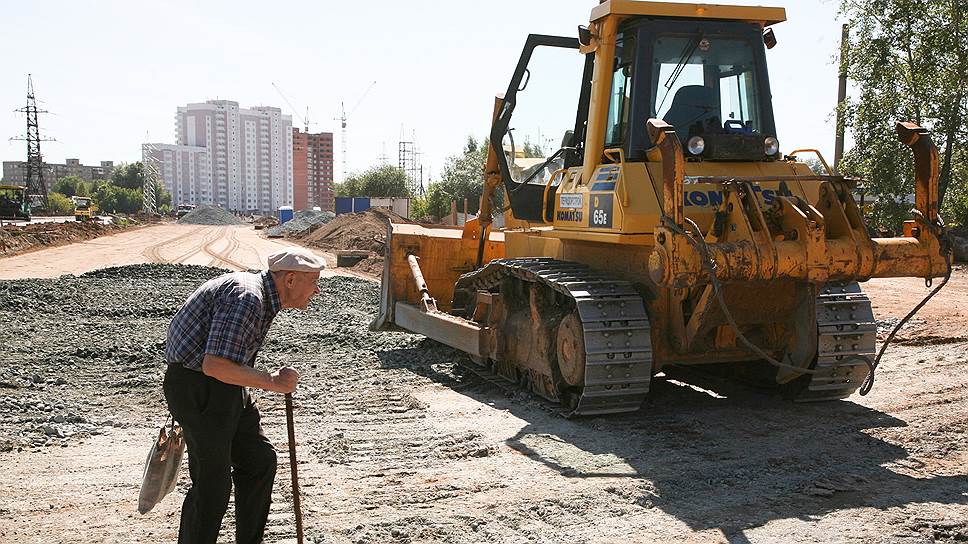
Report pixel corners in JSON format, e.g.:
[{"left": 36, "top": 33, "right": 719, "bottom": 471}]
[
  {"left": 72, "top": 196, "right": 96, "bottom": 221},
  {"left": 374, "top": 1, "right": 951, "bottom": 415}
]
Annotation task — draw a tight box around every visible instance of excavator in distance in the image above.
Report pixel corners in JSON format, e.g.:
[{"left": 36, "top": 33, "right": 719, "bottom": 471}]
[{"left": 374, "top": 1, "right": 951, "bottom": 415}]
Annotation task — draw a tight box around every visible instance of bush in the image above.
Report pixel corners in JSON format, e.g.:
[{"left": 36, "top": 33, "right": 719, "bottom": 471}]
[{"left": 47, "top": 192, "right": 74, "bottom": 215}]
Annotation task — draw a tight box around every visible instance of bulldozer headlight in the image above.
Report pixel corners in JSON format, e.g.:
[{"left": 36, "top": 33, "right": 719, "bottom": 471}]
[
  {"left": 687, "top": 136, "right": 705, "bottom": 155},
  {"left": 764, "top": 137, "right": 780, "bottom": 156}
]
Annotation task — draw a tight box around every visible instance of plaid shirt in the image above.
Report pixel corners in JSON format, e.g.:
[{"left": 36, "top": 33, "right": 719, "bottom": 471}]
[{"left": 165, "top": 271, "right": 282, "bottom": 371}]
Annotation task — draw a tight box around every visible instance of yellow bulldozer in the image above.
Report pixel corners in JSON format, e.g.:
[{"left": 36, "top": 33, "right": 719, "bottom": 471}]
[{"left": 374, "top": 0, "right": 951, "bottom": 415}]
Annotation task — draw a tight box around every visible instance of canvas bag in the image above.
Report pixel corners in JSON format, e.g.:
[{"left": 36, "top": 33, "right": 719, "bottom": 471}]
[{"left": 137, "top": 417, "right": 186, "bottom": 514}]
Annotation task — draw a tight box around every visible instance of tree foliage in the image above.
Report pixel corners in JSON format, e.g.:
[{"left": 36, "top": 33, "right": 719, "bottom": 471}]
[
  {"left": 52, "top": 176, "right": 92, "bottom": 198},
  {"left": 521, "top": 137, "right": 546, "bottom": 159},
  {"left": 47, "top": 192, "right": 74, "bottom": 215},
  {"left": 110, "top": 162, "right": 146, "bottom": 190},
  {"left": 423, "top": 136, "right": 488, "bottom": 220},
  {"left": 335, "top": 165, "right": 411, "bottom": 198},
  {"left": 839, "top": 0, "right": 968, "bottom": 230},
  {"left": 95, "top": 184, "right": 143, "bottom": 214}
]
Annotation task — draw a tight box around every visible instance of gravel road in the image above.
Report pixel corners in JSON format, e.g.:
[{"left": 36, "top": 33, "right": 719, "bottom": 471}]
[{"left": 0, "top": 264, "right": 965, "bottom": 543}]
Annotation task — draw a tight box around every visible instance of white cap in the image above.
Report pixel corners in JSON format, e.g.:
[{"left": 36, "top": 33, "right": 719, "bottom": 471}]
[{"left": 267, "top": 247, "right": 327, "bottom": 272}]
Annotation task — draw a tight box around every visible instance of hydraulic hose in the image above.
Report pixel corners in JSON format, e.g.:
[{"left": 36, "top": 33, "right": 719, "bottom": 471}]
[{"left": 669, "top": 215, "right": 953, "bottom": 395}]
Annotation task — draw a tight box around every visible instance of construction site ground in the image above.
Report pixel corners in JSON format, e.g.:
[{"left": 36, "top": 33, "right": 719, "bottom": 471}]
[{"left": 0, "top": 226, "right": 966, "bottom": 543}]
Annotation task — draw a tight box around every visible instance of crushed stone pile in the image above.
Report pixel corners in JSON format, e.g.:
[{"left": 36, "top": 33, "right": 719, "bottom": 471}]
[
  {"left": 0, "top": 220, "right": 131, "bottom": 258},
  {"left": 0, "top": 263, "right": 460, "bottom": 453},
  {"left": 177, "top": 205, "right": 242, "bottom": 225},
  {"left": 265, "top": 209, "right": 335, "bottom": 238}
]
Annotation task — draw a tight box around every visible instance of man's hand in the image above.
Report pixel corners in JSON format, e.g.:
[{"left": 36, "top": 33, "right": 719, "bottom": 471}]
[
  {"left": 202, "top": 354, "right": 298, "bottom": 394},
  {"left": 269, "top": 367, "right": 299, "bottom": 394}
]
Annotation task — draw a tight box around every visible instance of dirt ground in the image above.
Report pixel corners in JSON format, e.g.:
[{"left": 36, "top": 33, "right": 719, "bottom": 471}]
[
  {"left": 0, "top": 223, "right": 367, "bottom": 281},
  {"left": 0, "top": 232, "right": 965, "bottom": 543}
]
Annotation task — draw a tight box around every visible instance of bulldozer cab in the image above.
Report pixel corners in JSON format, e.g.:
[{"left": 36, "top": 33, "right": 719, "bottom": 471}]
[{"left": 493, "top": 2, "right": 785, "bottom": 223}]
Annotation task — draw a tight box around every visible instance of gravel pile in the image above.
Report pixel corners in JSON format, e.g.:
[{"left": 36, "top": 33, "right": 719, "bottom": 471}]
[
  {"left": 265, "top": 209, "right": 335, "bottom": 238},
  {"left": 177, "top": 205, "right": 242, "bottom": 225},
  {"left": 0, "top": 263, "right": 459, "bottom": 453}
]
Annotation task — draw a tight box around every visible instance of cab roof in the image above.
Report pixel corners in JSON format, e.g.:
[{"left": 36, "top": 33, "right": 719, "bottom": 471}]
[{"left": 591, "top": 0, "right": 786, "bottom": 27}]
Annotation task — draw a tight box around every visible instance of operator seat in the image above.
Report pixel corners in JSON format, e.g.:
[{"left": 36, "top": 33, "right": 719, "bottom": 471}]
[{"left": 662, "top": 85, "right": 719, "bottom": 141}]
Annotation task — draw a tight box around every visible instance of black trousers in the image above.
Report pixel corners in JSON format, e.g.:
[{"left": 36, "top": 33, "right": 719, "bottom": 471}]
[{"left": 164, "top": 364, "right": 277, "bottom": 544}]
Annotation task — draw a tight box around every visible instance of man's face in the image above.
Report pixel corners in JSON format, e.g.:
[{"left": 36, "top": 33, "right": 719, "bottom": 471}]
[{"left": 282, "top": 271, "right": 321, "bottom": 309}]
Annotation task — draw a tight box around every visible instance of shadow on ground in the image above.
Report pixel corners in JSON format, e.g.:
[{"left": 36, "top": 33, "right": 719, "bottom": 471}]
[{"left": 377, "top": 341, "right": 968, "bottom": 542}]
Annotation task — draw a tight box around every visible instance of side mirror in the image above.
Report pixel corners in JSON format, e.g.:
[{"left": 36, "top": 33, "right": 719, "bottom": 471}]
[
  {"left": 561, "top": 130, "right": 575, "bottom": 149},
  {"left": 578, "top": 25, "right": 592, "bottom": 47},
  {"left": 763, "top": 28, "right": 777, "bottom": 49}
]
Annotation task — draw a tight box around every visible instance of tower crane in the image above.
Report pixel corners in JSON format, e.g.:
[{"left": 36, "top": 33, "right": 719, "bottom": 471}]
[
  {"left": 271, "top": 82, "right": 315, "bottom": 133},
  {"left": 334, "top": 80, "right": 376, "bottom": 182}
]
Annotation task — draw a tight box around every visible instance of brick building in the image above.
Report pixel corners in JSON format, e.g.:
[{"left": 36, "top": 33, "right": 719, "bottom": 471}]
[{"left": 292, "top": 128, "right": 335, "bottom": 211}]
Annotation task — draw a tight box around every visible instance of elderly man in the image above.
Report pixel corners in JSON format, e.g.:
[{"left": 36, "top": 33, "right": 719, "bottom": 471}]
[{"left": 163, "top": 247, "right": 325, "bottom": 544}]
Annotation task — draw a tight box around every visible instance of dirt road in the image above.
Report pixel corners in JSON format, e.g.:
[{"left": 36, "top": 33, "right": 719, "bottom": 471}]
[
  {"left": 0, "top": 236, "right": 965, "bottom": 542},
  {"left": 0, "top": 223, "right": 350, "bottom": 280}
]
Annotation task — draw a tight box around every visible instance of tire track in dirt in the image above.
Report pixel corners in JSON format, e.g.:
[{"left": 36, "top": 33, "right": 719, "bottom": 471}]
[
  {"left": 164, "top": 227, "right": 224, "bottom": 265},
  {"left": 140, "top": 226, "right": 204, "bottom": 263},
  {"left": 202, "top": 226, "right": 247, "bottom": 270}
]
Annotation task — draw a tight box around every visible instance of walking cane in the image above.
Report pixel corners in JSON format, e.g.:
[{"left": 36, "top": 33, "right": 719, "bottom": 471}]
[{"left": 285, "top": 393, "right": 304, "bottom": 544}]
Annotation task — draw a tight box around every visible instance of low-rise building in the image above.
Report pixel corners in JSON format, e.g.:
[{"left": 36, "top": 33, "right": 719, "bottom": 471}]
[{"left": 2, "top": 159, "right": 115, "bottom": 187}]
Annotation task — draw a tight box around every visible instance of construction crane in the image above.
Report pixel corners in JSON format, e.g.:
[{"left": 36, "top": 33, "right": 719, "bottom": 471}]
[
  {"left": 272, "top": 82, "right": 315, "bottom": 133},
  {"left": 334, "top": 80, "right": 376, "bottom": 182}
]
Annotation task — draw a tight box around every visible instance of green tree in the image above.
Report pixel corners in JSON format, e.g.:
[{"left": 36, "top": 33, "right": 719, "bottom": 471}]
[
  {"left": 52, "top": 175, "right": 87, "bottom": 197},
  {"left": 47, "top": 192, "right": 74, "bottom": 215},
  {"left": 425, "top": 136, "right": 489, "bottom": 220},
  {"left": 521, "top": 137, "right": 546, "bottom": 158},
  {"left": 840, "top": 0, "right": 968, "bottom": 230},
  {"left": 95, "top": 184, "right": 143, "bottom": 214},
  {"left": 110, "top": 162, "right": 145, "bottom": 190},
  {"left": 335, "top": 164, "right": 411, "bottom": 197}
]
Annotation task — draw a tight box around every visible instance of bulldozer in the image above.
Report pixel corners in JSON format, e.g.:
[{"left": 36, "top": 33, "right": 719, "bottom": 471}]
[{"left": 374, "top": 0, "right": 951, "bottom": 415}]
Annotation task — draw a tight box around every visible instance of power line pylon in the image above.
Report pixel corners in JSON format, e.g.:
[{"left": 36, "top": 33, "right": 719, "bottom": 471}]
[{"left": 11, "top": 75, "right": 54, "bottom": 210}]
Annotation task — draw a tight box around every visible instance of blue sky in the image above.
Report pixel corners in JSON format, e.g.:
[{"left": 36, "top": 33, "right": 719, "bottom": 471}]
[{"left": 0, "top": 0, "right": 846, "bottom": 182}]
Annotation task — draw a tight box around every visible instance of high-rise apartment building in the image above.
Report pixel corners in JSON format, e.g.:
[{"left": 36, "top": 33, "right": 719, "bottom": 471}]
[
  {"left": 168, "top": 100, "right": 293, "bottom": 213},
  {"left": 292, "top": 128, "right": 335, "bottom": 211}
]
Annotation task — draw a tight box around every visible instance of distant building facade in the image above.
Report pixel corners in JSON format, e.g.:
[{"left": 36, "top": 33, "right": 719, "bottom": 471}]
[
  {"left": 2, "top": 159, "right": 115, "bottom": 188},
  {"left": 165, "top": 100, "right": 293, "bottom": 213},
  {"left": 292, "top": 128, "right": 335, "bottom": 211},
  {"left": 142, "top": 144, "right": 211, "bottom": 207}
]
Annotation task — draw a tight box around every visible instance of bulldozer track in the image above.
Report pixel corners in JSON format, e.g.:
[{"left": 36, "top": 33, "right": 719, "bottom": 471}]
[
  {"left": 456, "top": 258, "right": 653, "bottom": 416},
  {"left": 797, "top": 281, "right": 878, "bottom": 401}
]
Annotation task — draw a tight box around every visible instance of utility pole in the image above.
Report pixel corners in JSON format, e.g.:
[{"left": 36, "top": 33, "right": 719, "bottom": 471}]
[
  {"left": 11, "top": 75, "right": 54, "bottom": 210},
  {"left": 833, "top": 24, "right": 849, "bottom": 174}
]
